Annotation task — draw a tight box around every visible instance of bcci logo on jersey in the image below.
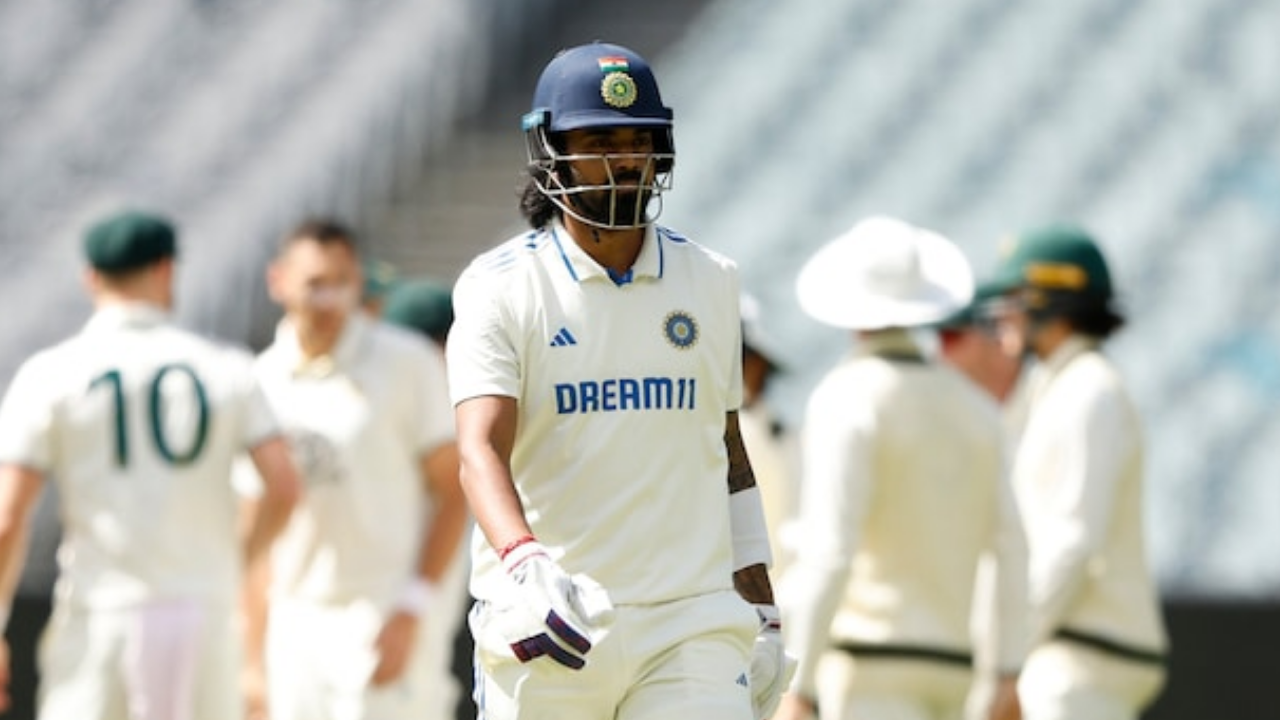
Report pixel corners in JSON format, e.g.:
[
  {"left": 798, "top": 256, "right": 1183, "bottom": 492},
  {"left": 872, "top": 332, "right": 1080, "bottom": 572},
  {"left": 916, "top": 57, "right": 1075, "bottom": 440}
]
[{"left": 664, "top": 310, "right": 698, "bottom": 350}]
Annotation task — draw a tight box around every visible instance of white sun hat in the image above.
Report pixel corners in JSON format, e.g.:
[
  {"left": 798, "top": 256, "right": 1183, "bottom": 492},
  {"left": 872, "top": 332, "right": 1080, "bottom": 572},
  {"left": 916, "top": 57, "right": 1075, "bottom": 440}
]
[{"left": 796, "top": 215, "right": 974, "bottom": 330}]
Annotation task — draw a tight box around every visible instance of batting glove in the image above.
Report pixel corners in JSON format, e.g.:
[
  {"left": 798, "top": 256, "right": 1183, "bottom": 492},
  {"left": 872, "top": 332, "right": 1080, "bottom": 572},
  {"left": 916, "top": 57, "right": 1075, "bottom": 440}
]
[
  {"left": 495, "top": 538, "right": 614, "bottom": 670},
  {"left": 750, "top": 603, "right": 797, "bottom": 719}
]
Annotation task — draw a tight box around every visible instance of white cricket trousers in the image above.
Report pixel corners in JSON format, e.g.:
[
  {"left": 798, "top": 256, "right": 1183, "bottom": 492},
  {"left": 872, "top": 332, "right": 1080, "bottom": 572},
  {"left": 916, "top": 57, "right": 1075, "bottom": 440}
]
[
  {"left": 471, "top": 589, "right": 758, "bottom": 720},
  {"left": 1018, "top": 640, "right": 1165, "bottom": 720},
  {"left": 267, "top": 595, "right": 458, "bottom": 720},
  {"left": 814, "top": 649, "right": 972, "bottom": 720},
  {"left": 38, "top": 597, "right": 239, "bottom": 720}
]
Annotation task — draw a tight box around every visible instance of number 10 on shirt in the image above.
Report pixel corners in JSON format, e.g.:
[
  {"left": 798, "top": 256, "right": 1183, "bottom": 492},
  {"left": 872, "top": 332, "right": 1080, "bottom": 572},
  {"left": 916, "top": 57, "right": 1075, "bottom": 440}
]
[{"left": 89, "top": 363, "right": 210, "bottom": 467}]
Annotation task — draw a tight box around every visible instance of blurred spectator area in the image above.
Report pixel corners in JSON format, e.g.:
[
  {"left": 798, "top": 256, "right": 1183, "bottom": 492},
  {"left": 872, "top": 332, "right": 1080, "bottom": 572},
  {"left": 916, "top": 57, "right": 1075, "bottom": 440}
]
[{"left": 658, "top": 0, "right": 1280, "bottom": 601}]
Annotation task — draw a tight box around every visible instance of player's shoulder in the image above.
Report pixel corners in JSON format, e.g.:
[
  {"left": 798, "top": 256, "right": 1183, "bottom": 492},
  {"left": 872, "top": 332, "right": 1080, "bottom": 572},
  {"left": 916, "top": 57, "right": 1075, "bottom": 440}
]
[
  {"left": 655, "top": 224, "right": 738, "bottom": 272},
  {"left": 8, "top": 338, "right": 78, "bottom": 386},
  {"left": 459, "top": 228, "right": 556, "bottom": 282},
  {"left": 1051, "top": 346, "right": 1132, "bottom": 414}
]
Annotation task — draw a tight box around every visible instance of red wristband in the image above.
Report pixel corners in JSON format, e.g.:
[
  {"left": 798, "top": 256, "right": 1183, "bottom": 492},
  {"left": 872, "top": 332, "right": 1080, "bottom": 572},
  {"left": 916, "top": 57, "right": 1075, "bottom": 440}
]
[{"left": 497, "top": 534, "right": 537, "bottom": 561}]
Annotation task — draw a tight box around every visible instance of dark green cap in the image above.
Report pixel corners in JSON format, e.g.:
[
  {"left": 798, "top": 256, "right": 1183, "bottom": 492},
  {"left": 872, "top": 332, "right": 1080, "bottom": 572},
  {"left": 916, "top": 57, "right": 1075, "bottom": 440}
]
[
  {"left": 935, "top": 282, "right": 1004, "bottom": 330},
  {"left": 363, "top": 259, "right": 399, "bottom": 301},
  {"left": 383, "top": 277, "right": 454, "bottom": 344},
  {"left": 83, "top": 211, "right": 177, "bottom": 272},
  {"left": 985, "top": 223, "right": 1113, "bottom": 303}
]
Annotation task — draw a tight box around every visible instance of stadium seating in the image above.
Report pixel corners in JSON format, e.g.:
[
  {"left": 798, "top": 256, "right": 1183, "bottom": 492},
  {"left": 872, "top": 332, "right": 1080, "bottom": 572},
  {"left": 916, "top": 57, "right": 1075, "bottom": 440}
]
[
  {"left": 0, "top": 0, "right": 562, "bottom": 367},
  {"left": 660, "top": 0, "right": 1280, "bottom": 598}
]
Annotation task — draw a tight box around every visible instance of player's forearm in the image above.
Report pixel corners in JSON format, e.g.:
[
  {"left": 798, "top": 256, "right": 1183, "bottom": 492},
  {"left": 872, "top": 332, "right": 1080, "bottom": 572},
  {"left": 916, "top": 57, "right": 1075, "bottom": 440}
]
[
  {"left": 239, "top": 552, "right": 271, "bottom": 671},
  {"left": 1029, "top": 543, "right": 1091, "bottom": 644},
  {"left": 0, "top": 466, "right": 44, "bottom": 623},
  {"left": 416, "top": 453, "right": 470, "bottom": 584},
  {"left": 455, "top": 396, "right": 531, "bottom": 550},
  {"left": 459, "top": 452, "right": 531, "bottom": 552},
  {"left": 242, "top": 440, "right": 302, "bottom": 568},
  {"left": 242, "top": 496, "right": 293, "bottom": 570},
  {"left": 725, "top": 412, "right": 775, "bottom": 600},
  {"left": 779, "top": 556, "right": 851, "bottom": 698},
  {"left": 733, "top": 563, "right": 775, "bottom": 605},
  {"left": 724, "top": 411, "right": 756, "bottom": 493}
]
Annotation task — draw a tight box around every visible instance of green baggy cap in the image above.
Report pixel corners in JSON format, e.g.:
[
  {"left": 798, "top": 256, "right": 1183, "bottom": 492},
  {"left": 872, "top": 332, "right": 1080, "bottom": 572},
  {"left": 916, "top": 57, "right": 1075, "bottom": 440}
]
[
  {"left": 84, "top": 211, "right": 177, "bottom": 272},
  {"left": 383, "top": 277, "right": 454, "bottom": 344}
]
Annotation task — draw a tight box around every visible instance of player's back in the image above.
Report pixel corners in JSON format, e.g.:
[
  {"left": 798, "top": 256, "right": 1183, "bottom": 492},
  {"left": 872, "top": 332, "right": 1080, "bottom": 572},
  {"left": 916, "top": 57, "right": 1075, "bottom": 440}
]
[
  {"left": 822, "top": 350, "right": 1004, "bottom": 646},
  {"left": 15, "top": 305, "right": 273, "bottom": 608}
]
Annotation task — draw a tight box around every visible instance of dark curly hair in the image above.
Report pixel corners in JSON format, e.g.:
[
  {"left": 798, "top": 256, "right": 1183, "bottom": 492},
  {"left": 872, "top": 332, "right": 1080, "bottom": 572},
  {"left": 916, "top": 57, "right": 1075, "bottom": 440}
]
[{"left": 518, "top": 171, "right": 559, "bottom": 230}]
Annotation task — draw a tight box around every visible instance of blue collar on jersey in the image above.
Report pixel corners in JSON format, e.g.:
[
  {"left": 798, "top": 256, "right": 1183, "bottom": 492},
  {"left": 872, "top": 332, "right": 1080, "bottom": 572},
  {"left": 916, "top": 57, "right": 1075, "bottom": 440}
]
[{"left": 548, "top": 221, "right": 665, "bottom": 284}]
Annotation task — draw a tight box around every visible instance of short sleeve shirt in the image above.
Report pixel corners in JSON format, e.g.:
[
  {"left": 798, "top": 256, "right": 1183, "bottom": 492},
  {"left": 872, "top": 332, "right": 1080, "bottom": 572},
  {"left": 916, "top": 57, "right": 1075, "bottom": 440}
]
[
  {"left": 254, "top": 314, "right": 454, "bottom": 605},
  {"left": 448, "top": 222, "right": 743, "bottom": 605},
  {"left": 0, "top": 303, "right": 278, "bottom": 607}
]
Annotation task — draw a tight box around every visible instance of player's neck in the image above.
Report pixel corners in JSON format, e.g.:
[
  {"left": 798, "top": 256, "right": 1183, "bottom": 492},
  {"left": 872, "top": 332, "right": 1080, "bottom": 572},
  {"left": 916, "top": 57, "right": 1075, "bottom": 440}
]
[
  {"left": 1031, "top": 320, "right": 1073, "bottom": 361},
  {"left": 291, "top": 317, "right": 344, "bottom": 359},
  {"left": 92, "top": 286, "right": 170, "bottom": 311},
  {"left": 563, "top": 215, "right": 645, "bottom": 277}
]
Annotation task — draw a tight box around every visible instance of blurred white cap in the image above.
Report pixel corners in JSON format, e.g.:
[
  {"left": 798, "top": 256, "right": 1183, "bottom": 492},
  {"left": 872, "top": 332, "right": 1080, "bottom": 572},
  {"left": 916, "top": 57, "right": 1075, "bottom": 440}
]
[{"left": 796, "top": 215, "right": 973, "bottom": 330}]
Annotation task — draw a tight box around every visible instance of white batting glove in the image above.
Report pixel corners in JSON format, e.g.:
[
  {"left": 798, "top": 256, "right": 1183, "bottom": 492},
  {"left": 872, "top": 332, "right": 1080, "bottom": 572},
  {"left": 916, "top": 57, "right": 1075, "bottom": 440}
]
[
  {"left": 495, "top": 539, "right": 614, "bottom": 670},
  {"left": 750, "top": 603, "right": 797, "bottom": 719}
]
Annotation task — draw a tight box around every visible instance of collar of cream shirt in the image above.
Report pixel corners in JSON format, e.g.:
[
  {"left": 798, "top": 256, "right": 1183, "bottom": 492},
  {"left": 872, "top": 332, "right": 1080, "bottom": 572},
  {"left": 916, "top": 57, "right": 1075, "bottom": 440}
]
[
  {"left": 1025, "top": 333, "right": 1102, "bottom": 406},
  {"left": 82, "top": 301, "right": 170, "bottom": 334},
  {"left": 549, "top": 219, "right": 663, "bottom": 283},
  {"left": 275, "top": 312, "right": 370, "bottom": 378},
  {"left": 1037, "top": 333, "right": 1101, "bottom": 380}
]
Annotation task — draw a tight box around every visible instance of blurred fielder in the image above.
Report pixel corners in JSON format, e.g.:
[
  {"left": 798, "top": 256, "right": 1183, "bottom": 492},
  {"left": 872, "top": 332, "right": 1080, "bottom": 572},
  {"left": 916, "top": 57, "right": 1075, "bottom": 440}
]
[
  {"left": 243, "top": 219, "right": 468, "bottom": 720},
  {"left": 775, "top": 217, "right": 1027, "bottom": 720},
  {"left": 935, "top": 285, "right": 1030, "bottom": 720},
  {"left": 0, "top": 211, "right": 300, "bottom": 720},
  {"left": 986, "top": 225, "right": 1168, "bottom": 720}
]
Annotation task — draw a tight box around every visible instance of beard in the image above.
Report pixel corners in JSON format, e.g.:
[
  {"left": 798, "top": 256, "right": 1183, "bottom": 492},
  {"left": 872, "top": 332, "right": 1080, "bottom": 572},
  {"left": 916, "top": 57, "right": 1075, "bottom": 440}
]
[
  {"left": 571, "top": 185, "right": 653, "bottom": 227},
  {"left": 563, "top": 165, "right": 653, "bottom": 227}
]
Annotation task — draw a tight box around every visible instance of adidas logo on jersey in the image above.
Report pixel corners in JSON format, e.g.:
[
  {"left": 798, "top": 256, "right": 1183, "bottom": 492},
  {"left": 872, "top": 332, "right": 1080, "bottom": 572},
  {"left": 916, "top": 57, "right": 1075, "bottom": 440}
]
[{"left": 549, "top": 327, "right": 578, "bottom": 347}]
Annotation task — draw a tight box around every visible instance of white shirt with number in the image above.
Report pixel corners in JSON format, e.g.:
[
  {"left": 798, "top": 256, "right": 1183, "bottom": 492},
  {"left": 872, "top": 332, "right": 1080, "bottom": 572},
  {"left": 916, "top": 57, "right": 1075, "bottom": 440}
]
[
  {"left": 0, "top": 303, "right": 279, "bottom": 608},
  {"left": 251, "top": 313, "right": 453, "bottom": 606},
  {"left": 447, "top": 221, "right": 743, "bottom": 606}
]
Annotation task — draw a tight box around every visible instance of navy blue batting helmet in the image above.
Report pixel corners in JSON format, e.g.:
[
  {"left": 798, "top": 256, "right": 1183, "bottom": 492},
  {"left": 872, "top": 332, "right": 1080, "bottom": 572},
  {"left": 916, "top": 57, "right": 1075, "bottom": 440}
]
[
  {"left": 522, "top": 42, "right": 676, "bottom": 229},
  {"left": 523, "top": 42, "right": 674, "bottom": 133}
]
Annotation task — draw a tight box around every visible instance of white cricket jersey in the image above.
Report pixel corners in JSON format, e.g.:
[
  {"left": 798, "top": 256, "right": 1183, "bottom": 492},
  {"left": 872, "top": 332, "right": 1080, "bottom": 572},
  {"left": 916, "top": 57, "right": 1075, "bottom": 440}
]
[
  {"left": 1008, "top": 335, "right": 1167, "bottom": 655},
  {"left": 781, "top": 330, "right": 1026, "bottom": 697},
  {"left": 253, "top": 314, "right": 454, "bottom": 606},
  {"left": 448, "top": 221, "right": 743, "bottom": 606},
  {"left": 0, "top": 303, "right": 279, "bottom": 608}
]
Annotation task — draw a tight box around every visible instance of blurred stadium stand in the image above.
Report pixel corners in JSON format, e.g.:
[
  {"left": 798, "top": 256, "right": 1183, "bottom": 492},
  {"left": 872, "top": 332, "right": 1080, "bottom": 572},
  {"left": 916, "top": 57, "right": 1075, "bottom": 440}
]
[
  {"left": 0, "top": 2, "right": 709, "bottom": 718},
  {"left": 3, "top": 1, "right": 1279, "bottom": 718},
  {"left": 659, "top": 0, "right": 1280, "bottom": 602}
]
